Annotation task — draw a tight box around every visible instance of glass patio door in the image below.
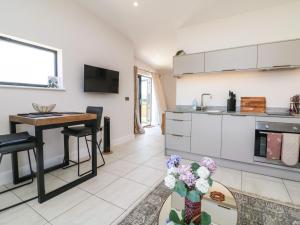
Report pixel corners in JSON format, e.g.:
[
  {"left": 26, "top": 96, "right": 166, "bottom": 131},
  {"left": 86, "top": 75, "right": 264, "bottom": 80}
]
[{"left": 139, "top": 75, "right": 152, "bottom": 127}]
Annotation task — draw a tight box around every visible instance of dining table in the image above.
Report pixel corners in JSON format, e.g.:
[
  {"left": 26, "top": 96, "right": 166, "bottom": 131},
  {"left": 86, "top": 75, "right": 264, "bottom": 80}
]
[{"left": 9, "top": 112, "right": 98, "bottom": 203}]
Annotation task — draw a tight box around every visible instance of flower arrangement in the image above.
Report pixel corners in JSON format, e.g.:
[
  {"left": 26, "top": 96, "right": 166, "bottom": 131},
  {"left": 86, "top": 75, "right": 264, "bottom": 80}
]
[{"left": 164, "top": 155, "right": 217, "bottom": 225}]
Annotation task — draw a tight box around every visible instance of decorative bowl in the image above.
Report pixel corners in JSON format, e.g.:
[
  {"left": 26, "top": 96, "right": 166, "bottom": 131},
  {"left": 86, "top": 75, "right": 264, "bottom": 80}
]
[{"left": 32, "top": 103, "right": 56, "bottom": 113}]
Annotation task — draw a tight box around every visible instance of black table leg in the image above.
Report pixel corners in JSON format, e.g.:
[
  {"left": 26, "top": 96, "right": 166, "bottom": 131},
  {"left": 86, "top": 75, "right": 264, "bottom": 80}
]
[
  {"left": 63, "top": 127, "right": 70, "bottom": 167},
  {"left": 10, "top": 121, "right": 19, "bottom": 185},
  {"left": 35, "top": 127, "right": 45, "bottom": 203},
  {"left": 91, "top": 124, "right": 97, "bottom": 175}
]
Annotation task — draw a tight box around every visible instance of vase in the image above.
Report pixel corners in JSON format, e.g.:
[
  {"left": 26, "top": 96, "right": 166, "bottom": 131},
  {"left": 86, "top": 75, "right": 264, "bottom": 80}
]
[{"left": 184, "top": 195, "right": 203, "bottom": 225}]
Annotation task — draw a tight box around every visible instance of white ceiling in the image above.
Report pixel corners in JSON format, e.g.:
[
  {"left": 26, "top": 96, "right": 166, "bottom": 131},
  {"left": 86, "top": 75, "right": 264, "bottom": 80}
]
[{"left": 77, "top": 0, "right": 296, "bottom": 71}]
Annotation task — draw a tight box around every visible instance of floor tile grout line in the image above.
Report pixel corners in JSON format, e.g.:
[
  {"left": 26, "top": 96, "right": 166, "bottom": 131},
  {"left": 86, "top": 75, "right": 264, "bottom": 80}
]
[
  {"left": 282, "top": 179, "right": 294, "bottom": 204},
  {"left": 93, "top": 193, "right": 127, "bottom": 211},
  {"left": 109, "top": 165, "right": 165, "bottom": 224},
  {"left": 77, "top": 175, "right": 119, "bottom": 195},
  {"left": 122, "top": 176, "right": 164, "bottom": 189},
  {"left": 26, "top": 203, "right": 52, "bottom": 224},
  {"left": 108, "top": 185, "right": 158, "bottom": 225},
  {"left": 46, "top": 193, "right": 94, "bottom": 223},
  {"left": 0, "top": 183, "right": 50, "bottom": 224}
]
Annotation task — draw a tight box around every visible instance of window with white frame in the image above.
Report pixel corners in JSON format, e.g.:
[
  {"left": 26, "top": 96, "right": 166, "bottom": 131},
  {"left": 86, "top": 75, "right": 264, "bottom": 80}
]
[{"left": 0, "top": 35, "right": 59, "bottom": 88}]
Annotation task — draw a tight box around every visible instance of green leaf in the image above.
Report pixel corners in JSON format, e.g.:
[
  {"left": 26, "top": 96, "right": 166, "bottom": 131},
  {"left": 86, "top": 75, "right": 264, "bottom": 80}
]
[
  {"left": 174, "top": 181, "right": 187, "bottom": 197},
  {"left": 186, "top": 190, "right": 201, "bottom": 203},
  {"left": 181, "top": 209, "right": 186, "bottom": 222},
  {"left": 201, "top": 211, "right": 211, "bottom": 225},
  {"left": 169, "top": 210, "right": 181, "bottom": 224},
  {"left": 207, "top": 177, "right": 213, "bottom": 186},
  {"left": 191, "top": 162, "right": 200, "bottom": 172},
  {"left": 189, "top": 223, "right": 195, "bottom": 225}
]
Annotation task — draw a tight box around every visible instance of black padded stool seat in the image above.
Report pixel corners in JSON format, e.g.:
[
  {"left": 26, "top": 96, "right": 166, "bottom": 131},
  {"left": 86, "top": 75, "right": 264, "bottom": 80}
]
[
  {"left": 0, "top": 141, "right": 36, "bottom": 154},
  {"left": 0, "top": 132, "right": 37, "bottom": 213},
  {"left": 61, "top": 126, "right": 93, "bottom": 137},
  {"left": 0, "top": 132, "right": 34, "bottom": 147}
]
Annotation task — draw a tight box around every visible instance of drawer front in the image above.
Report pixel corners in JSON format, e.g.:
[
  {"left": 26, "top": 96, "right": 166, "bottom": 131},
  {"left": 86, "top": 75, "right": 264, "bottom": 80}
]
[
  {"left": 166, "top": 134, "right": 190, "bottom": 152},
  {"left": 256, "top": 116, "right": 300, "bottom": 124},
  {"left": 166, "top": 112, "right": 191, "bottom": 121},
  {"left": 166, "top": 119, "right": 191, "bottom": 136}
]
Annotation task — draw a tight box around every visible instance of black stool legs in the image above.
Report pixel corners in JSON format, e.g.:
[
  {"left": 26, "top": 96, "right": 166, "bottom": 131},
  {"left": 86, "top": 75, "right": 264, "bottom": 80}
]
[
  {"left": 0, "top": 149, "right": 35, "bottom": 195},
  {"left": 0, "top": 149, "right": 36, "bottom": 213},
  {"left": 63, "top": 136, "right": 105, "bottom": 177}
]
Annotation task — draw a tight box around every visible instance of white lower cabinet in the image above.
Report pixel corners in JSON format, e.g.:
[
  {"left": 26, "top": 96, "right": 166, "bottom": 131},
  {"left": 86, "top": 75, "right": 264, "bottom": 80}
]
[
  {"left": 191, "top": 114, "right": 222, "bottom": 157},
  {"left": 166, "top": 134, "right": 190, "bottom": 152},
  {"left": 221, "top": 115, "right": 255, "bottom": 163},
  {"left": 166, "top": 119, "right": 191, "bottom": 136}
]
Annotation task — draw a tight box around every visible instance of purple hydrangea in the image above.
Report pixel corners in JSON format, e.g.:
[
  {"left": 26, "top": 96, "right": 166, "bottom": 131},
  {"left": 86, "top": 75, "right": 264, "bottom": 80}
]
[
  {"left": 166, "top": 155, "right": 181, "bottom": 169},
  {"left": 200, "top": 157, "right": 217, "bottom": 174},
  {"left": 178, "top": 164, "right": 196, "bottom": 187}
]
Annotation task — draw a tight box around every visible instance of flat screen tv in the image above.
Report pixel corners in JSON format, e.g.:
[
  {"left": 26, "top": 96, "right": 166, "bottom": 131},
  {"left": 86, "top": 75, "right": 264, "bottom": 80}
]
[{"left": 84, "top": 64, "right": 119, "bottom": 93}]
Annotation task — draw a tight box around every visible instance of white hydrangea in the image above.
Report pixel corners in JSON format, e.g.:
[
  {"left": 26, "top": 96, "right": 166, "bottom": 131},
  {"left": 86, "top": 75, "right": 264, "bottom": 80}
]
[
  {"left": 164, "top": 175, "right": 176, "bottom": 189},
  {"left": 195, "top": 178, "right": 210, "bottom": 194},
  {"left": 197, "top": 166, "right": 210, "bottom": 179},
  {"left": 166, "top": 222, "right": 175, "bottom": 225},
  {"left": 167, "top": 167, "right": 178, "bottom": 175}
]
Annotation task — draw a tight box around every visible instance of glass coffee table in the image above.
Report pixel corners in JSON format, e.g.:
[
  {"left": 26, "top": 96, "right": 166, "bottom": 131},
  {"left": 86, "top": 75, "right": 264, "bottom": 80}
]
[{"left": 158, "top": 181, "right": 238, "bottom": 225}]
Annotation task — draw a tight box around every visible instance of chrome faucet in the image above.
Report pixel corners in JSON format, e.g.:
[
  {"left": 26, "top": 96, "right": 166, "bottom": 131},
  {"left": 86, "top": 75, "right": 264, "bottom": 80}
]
[{"left": 199, "top": 93, "right": 212, "bottom": 111}]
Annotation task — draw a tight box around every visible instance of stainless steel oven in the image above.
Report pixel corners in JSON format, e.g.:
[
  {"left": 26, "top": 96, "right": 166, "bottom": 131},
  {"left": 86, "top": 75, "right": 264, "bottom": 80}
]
[{"left": 254, "top": 121, "right": 300, "bottom": 167}]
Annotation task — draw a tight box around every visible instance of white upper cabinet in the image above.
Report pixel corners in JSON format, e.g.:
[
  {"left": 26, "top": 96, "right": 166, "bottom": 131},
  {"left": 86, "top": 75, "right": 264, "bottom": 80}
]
[
  {"left": 257, "top": 39, "right": 300, "bottom": 69},
  {"left": 173, "top": 53, "right": 205, "bottom": 75},
  {"left": 205, "top": 46, "right": 257, "bottom": 72},
  {"left": 191, "top": 114, "right": 222, "bottom": 158}
]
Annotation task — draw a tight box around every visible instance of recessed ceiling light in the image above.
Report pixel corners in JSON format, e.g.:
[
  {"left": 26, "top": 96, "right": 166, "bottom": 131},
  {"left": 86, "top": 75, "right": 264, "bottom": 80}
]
[{"left": 133, "top": 1, "right": 139, "bottom": 7}]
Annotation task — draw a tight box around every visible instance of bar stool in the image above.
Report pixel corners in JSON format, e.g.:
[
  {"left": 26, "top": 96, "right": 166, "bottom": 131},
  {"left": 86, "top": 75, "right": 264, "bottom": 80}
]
[
  {"left": 0, "top": 132, "right": 36, "bottom": 212},
  {"left": 62, "top": 106, "right": 105, "bottom": 176}
]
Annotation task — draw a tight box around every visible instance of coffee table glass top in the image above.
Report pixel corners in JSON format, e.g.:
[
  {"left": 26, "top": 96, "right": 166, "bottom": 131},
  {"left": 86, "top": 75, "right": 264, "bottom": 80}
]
[{"left": 158, "top": 181, "right": 237, "bottom": 225}]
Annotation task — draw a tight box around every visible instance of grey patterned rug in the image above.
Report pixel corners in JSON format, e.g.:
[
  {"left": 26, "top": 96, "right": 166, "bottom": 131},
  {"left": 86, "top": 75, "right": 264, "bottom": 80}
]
[{"left": 118, "top": 182, "right": 300, "bottom": 225}]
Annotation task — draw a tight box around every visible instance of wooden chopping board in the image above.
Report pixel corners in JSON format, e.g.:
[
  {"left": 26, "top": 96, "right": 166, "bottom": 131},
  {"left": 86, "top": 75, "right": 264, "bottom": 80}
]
[{"left": 241, "top": 97, "right": 266, "bottom": 113}]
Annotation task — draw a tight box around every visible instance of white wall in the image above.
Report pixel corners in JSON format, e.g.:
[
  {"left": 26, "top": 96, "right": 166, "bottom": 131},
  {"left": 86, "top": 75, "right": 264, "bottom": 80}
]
[
  {"left": 176, "top": 2, "right": 300, "bottom": 107},
  {"left": 0, "top": 0, "right": 134, "bottom": 184}
]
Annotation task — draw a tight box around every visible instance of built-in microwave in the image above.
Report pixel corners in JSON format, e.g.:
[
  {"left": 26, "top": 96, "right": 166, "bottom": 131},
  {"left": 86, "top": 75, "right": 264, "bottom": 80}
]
[{"left": 254, "top": 121, "right": 300, "bottom": 168}]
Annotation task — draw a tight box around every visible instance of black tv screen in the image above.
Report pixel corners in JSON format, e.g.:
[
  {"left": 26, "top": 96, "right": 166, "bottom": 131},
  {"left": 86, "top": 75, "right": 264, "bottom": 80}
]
[{"left": 84, "top": 64, "right": 119, "bottom": 93}]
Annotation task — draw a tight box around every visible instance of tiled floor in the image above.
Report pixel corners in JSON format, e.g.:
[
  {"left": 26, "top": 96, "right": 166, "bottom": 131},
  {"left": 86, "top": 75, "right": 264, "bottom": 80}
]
[{"left": 0, "top": 126, "right": 299, "bottom": 225}]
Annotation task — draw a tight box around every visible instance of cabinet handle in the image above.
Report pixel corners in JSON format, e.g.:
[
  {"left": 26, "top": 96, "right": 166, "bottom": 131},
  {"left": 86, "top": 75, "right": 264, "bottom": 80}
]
[
  {"left": 171, "top": 134, "right": 184, "bottom": 137},
  {"left": 228, "top": 114, "right": 247, "bottom": 117},
  {"left": 272, "top": 65, "right": 292, "bottom": 68},
  {"left": 173, "top": 119, "right": 184, "bottom": 122},
  {"left": 172, "top": 112, "right": 184, "bottom": 114},
  {"left": 217, "top": 205, "right": 231, "bottom": 210},
  {"left": 222, "top": 69, "right": 236, "bottom": 72}
]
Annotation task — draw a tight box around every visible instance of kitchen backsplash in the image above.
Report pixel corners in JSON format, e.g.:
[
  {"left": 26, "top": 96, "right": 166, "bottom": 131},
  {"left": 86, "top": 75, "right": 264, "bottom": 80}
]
[{"left": 176, "top": 69, "right": 300, "bottom": 108}]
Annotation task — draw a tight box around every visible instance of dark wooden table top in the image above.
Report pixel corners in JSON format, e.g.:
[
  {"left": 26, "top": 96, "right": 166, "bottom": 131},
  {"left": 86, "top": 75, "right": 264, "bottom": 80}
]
[{"left": 9, "top": 113, "right": 97, "bottom": 126}]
